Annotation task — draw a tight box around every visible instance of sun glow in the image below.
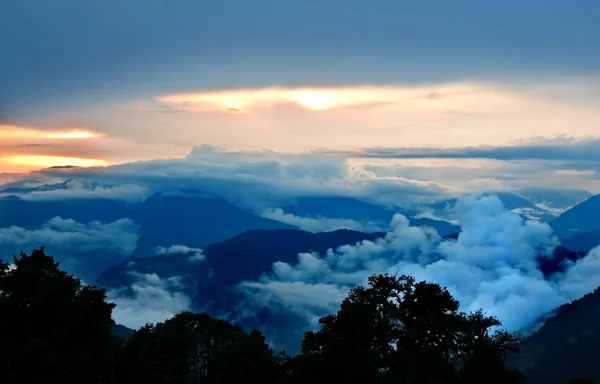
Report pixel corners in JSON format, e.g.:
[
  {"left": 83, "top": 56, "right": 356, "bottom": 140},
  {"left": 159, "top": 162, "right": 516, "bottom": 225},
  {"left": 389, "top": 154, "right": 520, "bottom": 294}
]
[
  {"left": 42, "top": 131, "right": 97, "bottom": 139},
  {"left": 157, "top": 83, "right": 515, "bottom": 114},
  {"left": 0, "top": 125, "right": 99, "bottom": 139},
  {"left": 3, "top": 155, "right": 108, "bottom": 168}
]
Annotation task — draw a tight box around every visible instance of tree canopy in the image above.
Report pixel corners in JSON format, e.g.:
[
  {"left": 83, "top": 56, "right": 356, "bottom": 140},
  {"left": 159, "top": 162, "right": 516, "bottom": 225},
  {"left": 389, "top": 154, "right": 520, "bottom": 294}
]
[
  {"left": 0, "top": 247, "right": 118, "bottom": 384},
  {"left": 2, "top": 247, "right": 592, "bottom": 384}
]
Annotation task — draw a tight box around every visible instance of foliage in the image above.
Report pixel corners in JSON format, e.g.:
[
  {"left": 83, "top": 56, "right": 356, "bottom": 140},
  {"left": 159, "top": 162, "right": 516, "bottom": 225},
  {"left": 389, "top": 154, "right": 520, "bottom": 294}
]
[
  {"left": 2, "top": 248, "right": 530, "bottom": 384},
  {"left": 290, "top": 274, "right": 525, "bottom": 384},
  {"left": 0, "top": 247, "right": 118, "bottom": 384}
]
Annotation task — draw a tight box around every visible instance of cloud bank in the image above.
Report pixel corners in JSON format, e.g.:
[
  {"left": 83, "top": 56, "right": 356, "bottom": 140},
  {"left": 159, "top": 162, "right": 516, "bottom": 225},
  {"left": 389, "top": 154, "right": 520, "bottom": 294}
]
[
  {"left": 0, "top": 217, "right": 140, "bottom": 280},
  {"left": 4, "top": 145, "right": 596, "bottom": 220},
  {"left": 261, "top": 208, "right": 385, "bottom": 233},
  {"left": 237, "top": 195, "right": 600, "bottom": 342},
  {"left": 154, "top": 244, "right": 205, "bottom": 262},
  {"left": 108, "top": 271, "right": 192, "bottom": 328}
]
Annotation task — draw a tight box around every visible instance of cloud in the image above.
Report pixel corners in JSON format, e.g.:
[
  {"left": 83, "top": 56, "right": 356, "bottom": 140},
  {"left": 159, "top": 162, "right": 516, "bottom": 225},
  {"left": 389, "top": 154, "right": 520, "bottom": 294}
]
[
  {"left": 236, "top": 195, "right": 600, "bottom": 342},
  {"left": 154, "top": 244, "right": 205, "bottom": 262},
  {"left": 2, "top": 143, "right": 599, "bottom": 223},
  {"left": 330, "top": 137, "right": 600, "bottom": 163},
  {"left": 2, "top": 145, "right": 458, "bottom": 210},
  {"left": 108, "top": 271, "right": 191, "bottom": 329},
  {"left": 0, "top": 217, "right": 139, "bottom": 255},
  {"left": 261, "top": 208, "right": 385, "bottom": 233},
  {"left": 0, "top": 217, "right": 140, "bottom": 280},
  {"left": 0, "top": 179, "right": 150, "bottom": 204}
]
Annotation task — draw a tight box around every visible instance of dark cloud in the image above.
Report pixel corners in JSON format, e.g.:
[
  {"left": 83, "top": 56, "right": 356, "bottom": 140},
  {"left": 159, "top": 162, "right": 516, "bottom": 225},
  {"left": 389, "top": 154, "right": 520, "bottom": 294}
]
[
  {"left": 2, "top": 0, "right": 600, "bottom": 117},
  {"left": 325, "top": 138, "right": 600, "bottom": 163}
]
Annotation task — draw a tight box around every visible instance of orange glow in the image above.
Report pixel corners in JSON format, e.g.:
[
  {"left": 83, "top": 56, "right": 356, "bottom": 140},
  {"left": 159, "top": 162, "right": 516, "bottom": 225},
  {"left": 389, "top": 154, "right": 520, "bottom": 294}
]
[
  {"left": 0, "top": 125, "right": 99, "bottom": 139},
  {"left": 3, "top": 155, "right": 108, "bottom": 168},
  {"left": 42, "top": 131, "right": 97, "bottom": 139},
  {"left": 157, "top": 84, "right": 517, "bottom": 114}
]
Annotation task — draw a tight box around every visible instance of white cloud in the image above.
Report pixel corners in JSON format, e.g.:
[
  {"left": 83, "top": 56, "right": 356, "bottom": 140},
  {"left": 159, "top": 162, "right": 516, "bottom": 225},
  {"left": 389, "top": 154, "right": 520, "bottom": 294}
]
[
  {"left": 0, "top": 217, "right": 139, "bottom": 255},
  {"left": 261, "top": 208, "right": 385, "bottom": 233},
  {"left": 108, "top": 271, "right": 192, "bottom": 329},
  {"left": 0, "top": 217, "right": 140, "bottom": 280},
  {"left": 4, "top": 179, "right": 151, "bottom": 204},
  {"left": 237, "top": 195, "right": 597, "bottom": 335},
  {"left": 154, "top": 244, "right": 205, "bottom": 262},
  {"left": 2, "top": 145, "right": 457, "bottom": 210}
]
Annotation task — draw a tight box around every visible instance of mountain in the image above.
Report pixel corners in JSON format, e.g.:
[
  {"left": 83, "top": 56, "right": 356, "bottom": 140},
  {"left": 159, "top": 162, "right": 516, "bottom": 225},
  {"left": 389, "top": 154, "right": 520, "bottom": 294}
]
[
  {"left": 277, "top": 196, "right": 459, "bottom": 236},
  {"left": 129, "top": 195, "right": 295, "bottom": 258},
  {"left": 0, "top": 193, "right": 294, "bottom": 280},
  {"left": 550, "top": 194, "right": 600, "bottom": 239},
  {"left": 279, "top": 196, "right": 398, "bottom": 223},
  {"left": 96, "top": 227, "right": 583, "bottom": 353},
  {"left": 95, "top": 228, "right": 384, "bottom": 290},
  {"left": 427, "top": 191, "right": 577, "bottom": 223},
  {"left": 561, "top": 229, "right": 600, "bottom": 253},
  {"left": 510, "top": 286, "right": 600, "bottom": 384},
  {"left": 516, "top": 187, "right": 592, "bottom": 210}
]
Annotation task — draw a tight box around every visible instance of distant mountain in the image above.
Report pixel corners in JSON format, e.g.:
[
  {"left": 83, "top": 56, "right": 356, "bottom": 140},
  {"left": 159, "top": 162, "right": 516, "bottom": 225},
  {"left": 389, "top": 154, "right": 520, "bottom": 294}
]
[
  {"left": 561, "top": 229, "right": 600, "bottom": 253},
  {"left": 96, "top": 228, "right": 383, "bottom": 290},
  {"left": 277, "top": 196, "right": 459, "bottom": 236},
  {"left": 129, "top": 195, "right": 295, "bottom": 258},
  {"left": 431, "top": 192, "right": 535, "bottom": 212},
  {"left": 510, "top": 286, "right": 600, "bottom": 384},
  {"left": 279, "top": 196, "right": 398, "bottom": 223},
  {"left": 96, "top": 228, "right": 583, "bottom": 353},
  {"left": 427, "top": 191, "right": 591, "bottom": 224},
  {"left": 0, "top": 193, "right": 294, "bottom": 280},
  {"left": 516, "top": 187, "right": 592, "bottom": 210},
  {"left": 550, "top": 194, "right": 600, "bottom": 239}
]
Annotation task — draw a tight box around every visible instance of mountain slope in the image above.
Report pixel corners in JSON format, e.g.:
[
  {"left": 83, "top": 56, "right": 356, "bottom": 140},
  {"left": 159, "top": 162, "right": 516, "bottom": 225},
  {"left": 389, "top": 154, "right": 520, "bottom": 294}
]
[
  {"left": 550, "top": 194, "right": 600, "bottom": 239},
  {"left": 95, "top": 228, "right": 383, "bottom": 290},
  {"left": 278, "top": 196, "right": 459, "bottom": 236},
  {"left": 511, "top": 286, "right": 600, "bottom": 384},
  {"left": 0, "top": 193, "right": 295, "bottom": 280},
  {"left": 561, "top": 229, "right": 600, "bottom": 253},
  {"left": 129, "top": 195, "right": 295, "bottom": 258}
]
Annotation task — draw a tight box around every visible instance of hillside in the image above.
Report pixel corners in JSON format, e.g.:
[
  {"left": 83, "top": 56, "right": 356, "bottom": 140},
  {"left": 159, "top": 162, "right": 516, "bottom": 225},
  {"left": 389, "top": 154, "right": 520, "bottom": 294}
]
[
  {"left": 550, "top": 195, "right": 600, "bottom": 239},
  {"left": 560, "top": 229, "right": 600, "bottom": 253},
  {"left": 511, "top": 286, "right": 600, "bottom": 384},
  {"left": 95, "top": 228, "right": 384, "bottom": 290},
  {"left": 277, "top": 196, "right": 459, "bottom": 236}
]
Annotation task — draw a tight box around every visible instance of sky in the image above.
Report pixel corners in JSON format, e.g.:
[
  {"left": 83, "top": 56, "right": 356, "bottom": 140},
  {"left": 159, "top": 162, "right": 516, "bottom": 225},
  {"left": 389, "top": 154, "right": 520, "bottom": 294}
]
[{"left": 1, "top": 0, "right": 600, "bottom": 192}]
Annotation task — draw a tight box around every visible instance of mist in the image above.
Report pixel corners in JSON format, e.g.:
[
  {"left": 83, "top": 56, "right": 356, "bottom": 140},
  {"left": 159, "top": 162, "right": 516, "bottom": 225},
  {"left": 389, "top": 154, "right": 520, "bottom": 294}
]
[{"left": 237, "top": 195, "right": 600, "bottom": 347}]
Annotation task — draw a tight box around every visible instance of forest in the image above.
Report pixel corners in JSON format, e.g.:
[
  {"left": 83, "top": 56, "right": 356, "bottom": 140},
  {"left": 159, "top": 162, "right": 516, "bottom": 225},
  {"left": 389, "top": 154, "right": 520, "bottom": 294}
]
[{"left": 0, "top": 248, "right": 593, "bottom": 384}]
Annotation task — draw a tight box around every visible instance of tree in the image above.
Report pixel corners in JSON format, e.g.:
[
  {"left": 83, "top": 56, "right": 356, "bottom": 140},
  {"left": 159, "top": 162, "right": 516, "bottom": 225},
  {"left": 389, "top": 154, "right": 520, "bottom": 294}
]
[
  {"left": 293, "top": 274, "right": 524, "bottom": 384},
  {"left": 0, "top": 247, "right": 118, "bottom": 384},
  {"left": 115, "top": 311, "right": 285, "bottom": 384}
]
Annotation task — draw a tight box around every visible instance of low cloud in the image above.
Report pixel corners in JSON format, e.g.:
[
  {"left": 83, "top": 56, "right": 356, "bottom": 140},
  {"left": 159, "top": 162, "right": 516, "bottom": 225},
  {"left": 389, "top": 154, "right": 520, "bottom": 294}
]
[
  {"left": 262, "top": 208, "right": 385, "bottom": 233},
  {"left": 1, "top": 179, "right": 151, "bottom": 204},
  {"left": 0, "top": 217, "right": 139, "bottom": 255},
  {"left": 2, "top": 145, "right": 458, "bottom": 210},
  {"left": 0, "top": 217, "right": 140, "bottom": 280},
  {"left": 154, "top": 244, "right": 205, "bottom": 262},
  {"left": 108, "top": 271, "right": 192, "bottom": 329},
  {"left": 237, "top": 195, "right": 600, "bottom": 342}
]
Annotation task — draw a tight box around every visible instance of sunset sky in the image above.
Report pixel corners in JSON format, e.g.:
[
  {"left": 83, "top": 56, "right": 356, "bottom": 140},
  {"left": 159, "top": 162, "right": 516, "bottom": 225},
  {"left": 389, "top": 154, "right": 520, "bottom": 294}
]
[{"left": 1, "top": 0, "right": 600, "bottom": 191}]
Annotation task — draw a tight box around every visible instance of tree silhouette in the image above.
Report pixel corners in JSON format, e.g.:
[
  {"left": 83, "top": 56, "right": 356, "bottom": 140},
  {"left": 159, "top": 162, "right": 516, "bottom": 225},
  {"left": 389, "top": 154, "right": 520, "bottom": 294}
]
[
  {"left": 0, "top": 247, "right": 117, "bottom": 384},
  {"left": 115, "top": 311, "right": 285, "bottom": 384},
  {"left": 291, "top": 274, "right": 524, "bottom": 384}
]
